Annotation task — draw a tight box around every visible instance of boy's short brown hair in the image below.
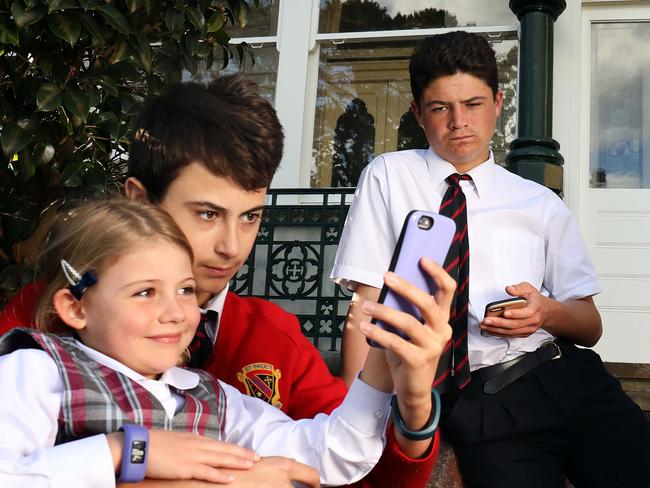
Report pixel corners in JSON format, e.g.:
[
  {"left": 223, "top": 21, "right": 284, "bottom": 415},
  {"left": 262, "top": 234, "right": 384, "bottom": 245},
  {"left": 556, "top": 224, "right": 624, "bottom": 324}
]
[
  {"left": 128, "top": 75, "right": 284, "bottom": 202},
  {"left": 410, "top": 31, "right": 499, "bottom": 104}
]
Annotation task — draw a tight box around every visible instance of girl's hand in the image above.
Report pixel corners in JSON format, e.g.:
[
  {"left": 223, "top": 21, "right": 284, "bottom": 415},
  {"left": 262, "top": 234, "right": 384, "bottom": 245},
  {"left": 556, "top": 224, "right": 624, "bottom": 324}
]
[
  {"left": 108, "top": 430, "right": 260, "bottom": 483},
  {"left": 359, "top": 258, "right": 454, "bottom": 426},
  {"left": 117, "top": 456, "right": 320, "bottom": 488}
]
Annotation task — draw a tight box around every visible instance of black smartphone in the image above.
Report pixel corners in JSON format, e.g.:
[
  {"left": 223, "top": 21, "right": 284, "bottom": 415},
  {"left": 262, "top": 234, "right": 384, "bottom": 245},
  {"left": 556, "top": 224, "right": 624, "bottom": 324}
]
[{"left": 367, "top": 210, "right": 456, "bottom": 347}]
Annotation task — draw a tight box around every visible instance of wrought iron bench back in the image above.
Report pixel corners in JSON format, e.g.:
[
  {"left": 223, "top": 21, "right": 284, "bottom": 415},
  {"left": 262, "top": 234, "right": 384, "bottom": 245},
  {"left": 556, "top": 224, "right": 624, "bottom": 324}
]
[{"left": 231, "top": 188, "right": 355, "bottom": 373}]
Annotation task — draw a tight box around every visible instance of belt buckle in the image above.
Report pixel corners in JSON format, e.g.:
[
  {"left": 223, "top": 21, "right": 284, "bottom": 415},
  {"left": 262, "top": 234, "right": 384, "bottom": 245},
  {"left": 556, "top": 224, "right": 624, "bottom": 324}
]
[{"left": 545, "top": 341, "right": 562, "bottom": 360}]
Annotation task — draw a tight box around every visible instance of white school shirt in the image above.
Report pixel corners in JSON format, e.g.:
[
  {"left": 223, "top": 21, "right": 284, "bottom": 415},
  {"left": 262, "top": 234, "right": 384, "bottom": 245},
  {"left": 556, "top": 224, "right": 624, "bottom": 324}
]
[
  {"left": 331, "top": 148, "right": 601, "bottom": 370},
  {"left": 0, "top": 340, "right": 390, "bottom": 487}
]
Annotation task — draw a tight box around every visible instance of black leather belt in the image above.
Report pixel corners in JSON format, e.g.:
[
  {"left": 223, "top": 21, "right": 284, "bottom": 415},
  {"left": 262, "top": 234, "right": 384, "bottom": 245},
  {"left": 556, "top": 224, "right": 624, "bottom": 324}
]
[{"left": 475, "top": 342, "right": 562, "bottom": 394}]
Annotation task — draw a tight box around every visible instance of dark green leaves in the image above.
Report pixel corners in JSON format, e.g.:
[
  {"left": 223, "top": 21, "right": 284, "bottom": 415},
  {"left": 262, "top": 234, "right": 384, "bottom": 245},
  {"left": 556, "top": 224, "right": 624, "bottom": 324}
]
[
  {"left": 11, "top": 1, "right": 47, "bottom": 28},
  {"left": 60, "top": 160, "right": 106, "bottom": 188},
  {"left": 208, "top": 11, "right": 225, "bottom": 33},
  {"left": 48, "top": 0, "right": 79, "bottom": 14},
  {"left": 234, "top": 1, "right": 251, "bottom": 28},
  {"left": 60, "top": 160, "right": 84, "bottom": 187},
  {"left": 0, "top": 17, "right": 19, "bottom": 45},
  {"left": 31, "top": 142, "right": 55, "bottom": 166},
  {"left": 79, "top": 13, "right": 109, "bottom": 47},
  {"left": 63, "top": 89, "right": 90, "bottom": 121},
  {"left": 48, "top": 13, "right": 81, "bottom": 47},
  {"left": 94, "top": 5, "right": 134, "bottom": 35},
  {"left": 165, "top": 8, "right": 185, "bottom": 33},
  {"left": 186, "top": 7, "right": 206, "bottom": 34},
  {"left": 132, "top": 35, "right": 153, "bottom": 72},
  {"left": 36, "top": 83, "right": 62, "bottom": 111},
  {"left": 1, "top": 122, "right": 31, "bottom": 155},
  {"left": 1, "top": 0, "right": 261, "bottom": 302}
]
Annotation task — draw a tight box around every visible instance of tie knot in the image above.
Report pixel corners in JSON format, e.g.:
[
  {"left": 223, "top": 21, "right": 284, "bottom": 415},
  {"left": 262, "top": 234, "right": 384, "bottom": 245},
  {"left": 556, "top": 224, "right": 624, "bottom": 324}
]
[
  {"left": 201, "top": 309, "right": 219, "bottom": 323},
  {"left": 446, "top": 173, "right": 472, "bottom": 187}
]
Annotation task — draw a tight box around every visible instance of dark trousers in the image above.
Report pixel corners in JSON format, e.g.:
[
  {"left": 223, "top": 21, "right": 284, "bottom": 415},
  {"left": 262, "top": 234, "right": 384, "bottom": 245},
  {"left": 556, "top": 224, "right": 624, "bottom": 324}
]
[{"left": 440, "top": 343, "right": 650, "bottom": 488}]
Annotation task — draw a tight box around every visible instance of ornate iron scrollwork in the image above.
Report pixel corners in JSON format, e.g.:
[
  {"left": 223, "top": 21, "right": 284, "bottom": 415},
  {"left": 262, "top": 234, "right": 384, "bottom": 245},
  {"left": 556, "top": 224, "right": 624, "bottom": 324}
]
[{"left": 231, "top": 188, "right": 354, "bottom": 352}]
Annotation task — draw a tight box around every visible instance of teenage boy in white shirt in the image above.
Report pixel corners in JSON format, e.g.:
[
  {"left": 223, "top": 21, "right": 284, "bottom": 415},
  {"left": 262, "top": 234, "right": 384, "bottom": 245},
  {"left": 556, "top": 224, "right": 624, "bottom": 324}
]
[{"left": 332, "top": 30, "right": 650, "bottom": 488}]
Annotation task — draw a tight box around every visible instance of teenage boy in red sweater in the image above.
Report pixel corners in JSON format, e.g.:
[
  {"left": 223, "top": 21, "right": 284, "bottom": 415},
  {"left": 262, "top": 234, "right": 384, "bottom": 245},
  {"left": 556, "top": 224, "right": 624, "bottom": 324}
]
[{"left": 1, "top": 75, "right": 443, "bottom": 487}]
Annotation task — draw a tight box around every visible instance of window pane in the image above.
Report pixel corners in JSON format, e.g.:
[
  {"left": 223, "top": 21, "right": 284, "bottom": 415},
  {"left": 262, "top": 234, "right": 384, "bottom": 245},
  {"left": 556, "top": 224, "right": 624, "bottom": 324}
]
[
  {"left": 319, "top": 0, "right": 516, "bottom": 33},
  {"left": 190, "top": 46, "right": 279, "bottom": 104},
  {"left": 310, "top": 35, "right": 518, "bottom": 188},
  {"left": 228, "top": 0, "right": 280, "bottom": 37},
  {"left": 589, "top": 22, "right": 650, "bottom": 189}
]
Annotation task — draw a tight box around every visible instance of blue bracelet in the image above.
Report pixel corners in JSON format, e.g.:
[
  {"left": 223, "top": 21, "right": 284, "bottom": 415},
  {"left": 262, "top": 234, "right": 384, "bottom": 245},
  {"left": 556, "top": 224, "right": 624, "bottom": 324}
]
[
  {"left": 117, "top": 424, "right": 149, "bottom": 483},
  {"left": 391, "top": 388, "right": 441, "bottom": 440}
]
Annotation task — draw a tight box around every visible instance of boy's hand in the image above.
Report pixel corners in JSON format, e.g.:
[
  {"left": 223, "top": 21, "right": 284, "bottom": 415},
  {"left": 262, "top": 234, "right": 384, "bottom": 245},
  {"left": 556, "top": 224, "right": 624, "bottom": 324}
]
[
  {"left": 358, "top": 258, "right": 454, "bottom": 421},
  {"left": 108, "top": 430, "right": 260, "bottom": 484},
  {"left": 480, "top": 282, "right": 550, "bottom": 338}
]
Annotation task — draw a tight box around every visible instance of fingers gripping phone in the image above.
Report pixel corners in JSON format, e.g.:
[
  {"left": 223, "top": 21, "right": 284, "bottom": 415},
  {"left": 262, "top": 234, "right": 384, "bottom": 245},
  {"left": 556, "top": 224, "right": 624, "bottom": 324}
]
[
  {"left": 367, "top": 210, "right": 456, "bottom": 347},
  {"left": 484, "top": 297, "right": 528, "bottom": 318}
]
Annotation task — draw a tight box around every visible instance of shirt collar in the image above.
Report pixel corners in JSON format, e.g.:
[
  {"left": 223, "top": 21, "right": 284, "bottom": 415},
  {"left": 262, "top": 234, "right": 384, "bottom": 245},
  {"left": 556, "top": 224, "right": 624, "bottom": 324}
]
[
  {"left": 76, "top": 340, "right": 200, "bottom": 391},
  {"left": 199, "top": 284, "right": 229, "bottom": 345},
  {"left": 201, "top": 283, "right": 229, "bottom": 317},
  {"left": 426, "top": 147, "right": 497, "bottom": 199}
]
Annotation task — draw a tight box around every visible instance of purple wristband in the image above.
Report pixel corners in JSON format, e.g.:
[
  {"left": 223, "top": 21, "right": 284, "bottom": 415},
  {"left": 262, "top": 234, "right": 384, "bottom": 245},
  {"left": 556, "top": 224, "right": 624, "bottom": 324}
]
[{"left": 117, "top": 424, "right": 149, "bottom": 483}]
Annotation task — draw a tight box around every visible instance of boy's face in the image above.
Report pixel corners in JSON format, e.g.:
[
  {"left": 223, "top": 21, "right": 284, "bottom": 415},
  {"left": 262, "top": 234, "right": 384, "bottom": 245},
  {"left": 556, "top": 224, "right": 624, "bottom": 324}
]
[
  {"left": 155, "top": 162, "right": 266, "bottom": 305},
  {"left": 78, "top": 239, "right": 200, "bottom": 378},
  {"left": 412, "top": 72, "right": 503, "bottom": 173}
]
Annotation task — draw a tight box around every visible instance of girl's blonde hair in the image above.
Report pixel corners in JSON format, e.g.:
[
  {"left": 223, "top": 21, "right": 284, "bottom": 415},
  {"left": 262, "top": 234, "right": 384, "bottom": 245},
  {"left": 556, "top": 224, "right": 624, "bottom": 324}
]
[{"left": 34, "top": 198, "right": 193, "bottom": 333}]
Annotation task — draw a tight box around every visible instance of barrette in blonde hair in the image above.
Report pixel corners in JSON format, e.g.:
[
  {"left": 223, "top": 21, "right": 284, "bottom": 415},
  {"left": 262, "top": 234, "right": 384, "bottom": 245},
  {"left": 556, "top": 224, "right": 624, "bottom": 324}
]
[{"left": 61, "top": 259, "right": 97, "bottom": 300}]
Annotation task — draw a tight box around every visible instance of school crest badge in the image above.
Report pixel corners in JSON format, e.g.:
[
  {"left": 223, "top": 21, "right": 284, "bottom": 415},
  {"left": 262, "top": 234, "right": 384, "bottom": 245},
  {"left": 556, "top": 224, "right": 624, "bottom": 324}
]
[{"left": 237, "top": 362, "right": 282, "bottom": 409}]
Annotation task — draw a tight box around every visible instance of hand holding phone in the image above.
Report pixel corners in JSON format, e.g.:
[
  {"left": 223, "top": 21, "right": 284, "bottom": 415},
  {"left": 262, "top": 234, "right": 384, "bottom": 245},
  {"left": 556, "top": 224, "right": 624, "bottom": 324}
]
[
  {"left": 481, "top": 297, "right": 528, "bottom": 337},
  {"left": 368, "top": 210, "right": 456, "bottom": 347}
]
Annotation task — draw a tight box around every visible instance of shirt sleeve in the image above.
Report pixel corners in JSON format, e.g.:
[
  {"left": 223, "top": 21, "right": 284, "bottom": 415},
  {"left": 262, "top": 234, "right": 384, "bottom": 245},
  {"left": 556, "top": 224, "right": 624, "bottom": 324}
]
[
  {"left": 331, "top": 157, "right": 396, "bottom": 290},
  {"left": 543, "top": 195, "right": 601, "bottom": 302},
  {"left": 0, "top": 349, "right": 116, "bottom": 488},
  {"left": 221, "top": 378, "right": 391, "bottom": 487}
]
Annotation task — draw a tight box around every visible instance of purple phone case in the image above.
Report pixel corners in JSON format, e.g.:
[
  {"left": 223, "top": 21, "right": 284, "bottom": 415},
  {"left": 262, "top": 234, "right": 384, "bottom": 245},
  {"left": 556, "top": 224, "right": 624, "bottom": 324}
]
[{"left": 368, "top": 210, "right": 456, "bottom": 347}]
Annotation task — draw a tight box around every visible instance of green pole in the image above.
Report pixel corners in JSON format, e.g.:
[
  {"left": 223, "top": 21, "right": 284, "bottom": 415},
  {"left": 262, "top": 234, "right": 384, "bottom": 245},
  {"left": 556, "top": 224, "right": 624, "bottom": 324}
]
[{"left": 506, "top": 0, "right": 566, "bottom": 191}]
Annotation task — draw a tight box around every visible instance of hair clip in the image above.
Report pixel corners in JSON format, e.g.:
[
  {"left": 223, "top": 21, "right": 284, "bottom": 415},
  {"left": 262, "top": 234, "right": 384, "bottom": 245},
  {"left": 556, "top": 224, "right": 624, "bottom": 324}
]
[{"left": 61, "top": 259, "right": 97, "bottom": 300}]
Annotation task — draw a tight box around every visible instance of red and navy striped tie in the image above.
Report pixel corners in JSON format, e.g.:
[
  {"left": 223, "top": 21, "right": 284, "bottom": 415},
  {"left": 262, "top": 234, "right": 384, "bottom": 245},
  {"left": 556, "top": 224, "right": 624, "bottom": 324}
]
[
  {"left": 187, "top": 310, "right": 218, "bottom": 369},
  {"left": 434, "top": 173, "right": 472, "bottom": 391}
]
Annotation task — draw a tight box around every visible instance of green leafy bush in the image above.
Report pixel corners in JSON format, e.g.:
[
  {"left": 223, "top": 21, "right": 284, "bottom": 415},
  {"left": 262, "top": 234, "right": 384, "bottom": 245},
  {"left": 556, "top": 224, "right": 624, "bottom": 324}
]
[{"left": 0, "top": 0, "right": 257, "bottom": 302}]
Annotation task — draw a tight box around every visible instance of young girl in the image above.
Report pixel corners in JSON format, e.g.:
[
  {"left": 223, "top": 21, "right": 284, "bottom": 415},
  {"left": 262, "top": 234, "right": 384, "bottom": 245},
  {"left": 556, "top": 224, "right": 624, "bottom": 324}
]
[{"left": 0, "top": 199, "right": 453, "bottom": 487}]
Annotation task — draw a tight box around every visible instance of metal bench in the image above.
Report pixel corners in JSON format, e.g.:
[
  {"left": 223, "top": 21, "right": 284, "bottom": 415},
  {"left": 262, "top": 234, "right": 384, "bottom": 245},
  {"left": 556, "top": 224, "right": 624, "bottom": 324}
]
[{"left": 231, "top": 188, "right": 355, "bottom": 376}]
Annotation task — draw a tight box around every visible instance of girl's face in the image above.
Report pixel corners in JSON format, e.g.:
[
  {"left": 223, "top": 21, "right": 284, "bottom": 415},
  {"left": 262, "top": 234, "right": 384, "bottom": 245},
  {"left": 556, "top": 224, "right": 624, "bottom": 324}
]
[{"left": 77, "top": 239, "right": 200, "bottom": 378}]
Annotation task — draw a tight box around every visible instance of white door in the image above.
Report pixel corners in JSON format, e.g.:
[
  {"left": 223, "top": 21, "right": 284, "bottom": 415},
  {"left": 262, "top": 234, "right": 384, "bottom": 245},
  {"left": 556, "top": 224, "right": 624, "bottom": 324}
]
[{"left": 580, "top": 4, "right": 650, "bottom": 363}]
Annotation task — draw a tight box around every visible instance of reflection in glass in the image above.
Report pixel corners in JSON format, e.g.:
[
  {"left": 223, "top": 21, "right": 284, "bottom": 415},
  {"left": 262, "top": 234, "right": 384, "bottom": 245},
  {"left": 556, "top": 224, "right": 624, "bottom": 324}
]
[
  {"left": 190, "top": 45, "right": 278, "bottom": 104},
  {"left": 590, "top": 22, "right": 650, "bottom": 189},
  {"left": 319, "top": 0, "right": 516, "bottom": 33},
  {"left": 229, "top": 0, "right": 279, "bottom": 37},
  {"left": 311, "top": 35, "right": 518, "bottom": 188},
  {"left": 397, "top": 111, "right": 428, "bottom": 151},
  {"left": 332, "top": 98, "right": 376, "bottom": 187}
]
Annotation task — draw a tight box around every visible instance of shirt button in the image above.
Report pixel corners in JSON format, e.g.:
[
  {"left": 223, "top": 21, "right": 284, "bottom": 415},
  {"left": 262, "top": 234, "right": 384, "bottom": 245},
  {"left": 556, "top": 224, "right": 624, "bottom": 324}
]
[{"left": 374, "top": 409, "right": 383, "bottom": 418}]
